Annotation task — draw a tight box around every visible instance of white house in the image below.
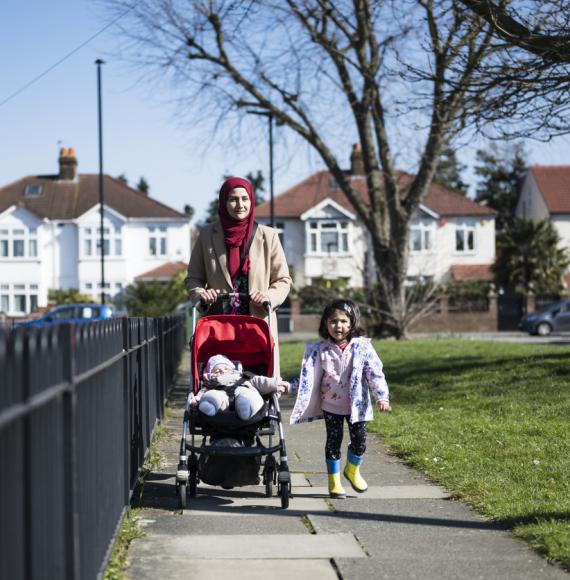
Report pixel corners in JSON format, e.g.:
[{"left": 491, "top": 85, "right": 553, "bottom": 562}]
[
  {"left": 515, "top": 164, "right": 570, "bottom": 288},
  {"left": 0, "top": 148, "right": 191, "bottom": 316},
  {"left": 256, "top": 146, "right": 496, "bottom": 289}
]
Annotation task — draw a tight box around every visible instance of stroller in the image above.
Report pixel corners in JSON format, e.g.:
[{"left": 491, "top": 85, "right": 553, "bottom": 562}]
[{"left": 175, "top": 293, "right": 292, "bottom": 509}]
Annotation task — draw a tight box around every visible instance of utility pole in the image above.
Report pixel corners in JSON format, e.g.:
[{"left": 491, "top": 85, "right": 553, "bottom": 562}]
[
  {"left": 95, "top": 59, "right": 106, "bottom": 304},
  {"left": 246, "top": 110, "right": 275, "bottom": 227}
]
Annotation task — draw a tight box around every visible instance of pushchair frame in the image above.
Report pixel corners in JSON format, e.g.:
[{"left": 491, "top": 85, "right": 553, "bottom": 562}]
[{"left": 175, "top": 293, "right": 291, "bottom": 509}]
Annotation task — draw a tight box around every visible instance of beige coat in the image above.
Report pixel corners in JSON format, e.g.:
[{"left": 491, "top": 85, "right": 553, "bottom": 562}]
[{"left": 185, "top": 221, "right": 292, "bottom": 375}]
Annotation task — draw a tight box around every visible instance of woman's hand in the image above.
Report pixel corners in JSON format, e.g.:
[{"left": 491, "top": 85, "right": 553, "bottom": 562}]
[
  {"left": 200, "top": 288, "right": 220, "bottom": 304},
  {"left": 249, "top": 290, "right": 270, "bottom": 305},
  {"left": 188, "top": 393, "right": 198, "bottom": 407},
  {"left": 377, "top": 400, "right": 392, "bottom": 412}
]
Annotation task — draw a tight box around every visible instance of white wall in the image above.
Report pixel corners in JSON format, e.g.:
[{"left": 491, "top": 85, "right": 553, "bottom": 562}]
[
  {"left": 515, "top": 172, "right": 549, "bottom": 220},
  {"left": 0, "top": 203, "right": 191, "bottom": 313}
]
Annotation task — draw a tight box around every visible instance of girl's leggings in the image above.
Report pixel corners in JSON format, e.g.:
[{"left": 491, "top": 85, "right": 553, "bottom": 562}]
[{"left": 323, "top": 410, "right": 367, "bottom": 460}]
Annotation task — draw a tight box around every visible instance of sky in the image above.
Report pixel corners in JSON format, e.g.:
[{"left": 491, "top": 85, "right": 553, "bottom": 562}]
[{"left": 1, "top": 1, "right": 569, "bottom": 224}]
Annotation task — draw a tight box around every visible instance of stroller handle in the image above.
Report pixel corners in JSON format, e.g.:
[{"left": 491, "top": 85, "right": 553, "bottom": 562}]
[{"left": 199, "top": 292, "right": 272, "bottom": 315}]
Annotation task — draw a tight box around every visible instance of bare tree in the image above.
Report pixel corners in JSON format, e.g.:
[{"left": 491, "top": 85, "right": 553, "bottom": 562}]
[
  {"left": 458, "top": 0, "right": 570, "bottom": 61},
  {"left": 457, "top": 0, "right": 570, "bottom": 137},
  {"left": 104, "top": 0, "right": 506, "bottom": 338}
]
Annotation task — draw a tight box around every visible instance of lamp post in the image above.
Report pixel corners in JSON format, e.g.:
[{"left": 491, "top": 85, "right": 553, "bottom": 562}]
[
  {"left": 246, "top": 110, "right": 275, "bottom": 227},
  {"left": 95, "top": 59, "right": 106, "bottom": 304}
]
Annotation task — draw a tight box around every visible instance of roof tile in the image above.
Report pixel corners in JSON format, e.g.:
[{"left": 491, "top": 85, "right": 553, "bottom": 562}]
[
  {"left": 0, "top": 174, "right": 186, "bottom": 220},
  {"left": 450, "top": 264, "right": 494, "bottom": 282},
  {"left": 529, "top": 165, "right": 570, "bottom": 214},
  {"left": 256, "top": 170, "right": 495, "bottom": 218},
  {"left": 135, "top": 261, "right": 187, "bottom": 281}
]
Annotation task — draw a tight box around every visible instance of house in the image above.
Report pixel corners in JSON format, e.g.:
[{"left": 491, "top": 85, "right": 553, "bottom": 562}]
[
  {"left": 0, "top": 148, "right": 191, "bottom": 316},
  {"left": 255, "top": 145, "right": 496, "bottom": 290},
  {"left": 515, "top": 164, "right": 570, "bottom": 289}
]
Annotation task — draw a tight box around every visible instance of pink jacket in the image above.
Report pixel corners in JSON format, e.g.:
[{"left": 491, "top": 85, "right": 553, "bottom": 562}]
[{"left": 290, "top": 338, "right": 389, "bottom": 425}]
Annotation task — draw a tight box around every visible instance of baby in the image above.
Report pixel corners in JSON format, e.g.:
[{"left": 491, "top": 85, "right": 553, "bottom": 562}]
[{"left": 189, "top": 354, "right": 290, "bottom": 420}]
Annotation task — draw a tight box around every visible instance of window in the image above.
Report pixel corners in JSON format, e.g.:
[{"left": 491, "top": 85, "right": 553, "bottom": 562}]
[
  {"left": 455, "top": 222, "right": 476, "bottom": 253},
  {"left": 0, "top": 283, "right": 39, "bottom": 315},
  {"left": 0, "top": 227, "right": 38, "bottom": 259},
  {"left": 82, "top": 225, "right": 122, "bottom": 257},
  {"left": 13, "top": 230, "right": 25, "bottom": 256},
  {"left": 306, "top": 220, "right": 349, "bottom": 254},
  {"left": 23, "top": 183, "right": 43, "bottom": 197},
  {"left": 0, "top": 284, "right": 9, "bottom": 312},
  {"left": 410, "top": 220, "right": 435, "bottom": 253},
  {"left": 149, "top": 226, "right": 168, "bottom": 256}
]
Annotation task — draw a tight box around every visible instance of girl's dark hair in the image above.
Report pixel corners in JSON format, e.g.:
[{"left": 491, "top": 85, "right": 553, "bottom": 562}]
[{"left": 318, "top": 299, "right": 366, "bottom": 341}]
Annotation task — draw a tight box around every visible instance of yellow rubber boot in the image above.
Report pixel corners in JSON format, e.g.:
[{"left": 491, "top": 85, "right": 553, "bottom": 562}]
[
  {"left": 326, "top": 459, "right": 346, "bottom": 498},
  {"left": 344, "top": 450, "right": 368, "bottom": 493}
]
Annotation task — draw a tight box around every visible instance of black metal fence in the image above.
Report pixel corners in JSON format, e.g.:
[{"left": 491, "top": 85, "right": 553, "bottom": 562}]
[{"left": 0, "top": 315, "right": 185, "bottom": 580}]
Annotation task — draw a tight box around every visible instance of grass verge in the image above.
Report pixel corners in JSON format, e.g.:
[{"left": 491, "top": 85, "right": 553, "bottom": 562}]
[
  {"left": 103, "top": 421, "right": 169, "bottom": 579},
  {"left": 281, "top": 338, "right": 570, "bottom": 569}
]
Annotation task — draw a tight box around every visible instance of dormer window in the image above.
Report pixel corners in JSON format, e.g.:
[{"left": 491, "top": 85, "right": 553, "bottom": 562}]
[{"left": 23, "top": 183, "right": 43, "bottom": 197}]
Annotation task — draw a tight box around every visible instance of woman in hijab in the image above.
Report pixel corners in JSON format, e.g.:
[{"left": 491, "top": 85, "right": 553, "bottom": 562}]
[{"left": 185, "top": 176, "right": 292, "bottom": 374}]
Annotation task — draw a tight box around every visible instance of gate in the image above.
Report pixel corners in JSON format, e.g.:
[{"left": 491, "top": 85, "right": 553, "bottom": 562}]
[{"left": 497, "top": 290, "right": 524, "bottom": 331}]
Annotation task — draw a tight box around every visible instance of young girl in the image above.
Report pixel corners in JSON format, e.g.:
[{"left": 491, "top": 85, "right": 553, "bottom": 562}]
[{"left": 290, "top": 299, "right": 391, "bottom": 498}]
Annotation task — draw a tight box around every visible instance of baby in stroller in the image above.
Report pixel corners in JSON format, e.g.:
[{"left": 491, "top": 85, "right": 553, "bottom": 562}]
[{"left": 189, "top": 354, "right": 290, "bottom": 421}]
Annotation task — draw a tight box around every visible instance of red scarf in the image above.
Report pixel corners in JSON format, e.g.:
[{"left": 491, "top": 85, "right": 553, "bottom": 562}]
[{"left": 218, "top": 177, "right": 255, "bottom": 282}]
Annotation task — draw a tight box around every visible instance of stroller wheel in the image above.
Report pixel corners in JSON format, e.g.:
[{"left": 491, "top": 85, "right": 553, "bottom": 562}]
[
  {"left": 279, "top": 480, "right": 290, "bottom": 509},
  {"left": 264, "top": 456, "right": 276, "bottom": 497},
  {"left": 177, "top": 483, "right": 187, "bottom": 510}
]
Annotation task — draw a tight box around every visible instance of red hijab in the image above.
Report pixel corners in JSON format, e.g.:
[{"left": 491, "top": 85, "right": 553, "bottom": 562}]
[{"left": 218, "top": 177, "right": 255, "bottom": 282}]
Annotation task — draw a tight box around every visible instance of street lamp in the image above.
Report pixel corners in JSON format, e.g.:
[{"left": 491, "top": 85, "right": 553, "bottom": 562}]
[
  {"left": 246, "top": 110, "right": 275, "bottom": 228},
  {"left": 95, "top": 59, "right": 106, "bottom": 304}
]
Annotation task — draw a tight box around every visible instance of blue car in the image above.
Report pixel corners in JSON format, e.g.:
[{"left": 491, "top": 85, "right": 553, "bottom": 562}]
[
  {"left": 518, "top": 299, "right": 570, "bottom": 336},
  {"left": 14, "top": 303, "right": 114, "bottom": 329}
]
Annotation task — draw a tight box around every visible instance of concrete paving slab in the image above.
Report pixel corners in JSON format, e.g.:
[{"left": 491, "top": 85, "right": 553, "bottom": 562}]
[
  {"left": 293, "top": 485, "right": 449, "bottom": 499},
  {"left": 185, "top": 560, "right": 339, "bottom": 580},
  {"left": 182, "top": 496, "right": 329, "bottom": 516},
  {"left": 135, "top": 511, "right": 309, "bottom": 535},
  {"left": 129, "top": 558, "right": 339, "bottom": 580},
  {"left": 307, "top": 500, "right": 570, "bottom": 580},
  {"left": 130, "top": 533, "right": 366, "bottom": 560}
]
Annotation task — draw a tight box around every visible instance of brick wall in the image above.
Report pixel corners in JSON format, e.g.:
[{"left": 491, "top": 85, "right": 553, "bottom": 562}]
[{"left": 290, "top": 293, "right": 498, "bottom": 334}]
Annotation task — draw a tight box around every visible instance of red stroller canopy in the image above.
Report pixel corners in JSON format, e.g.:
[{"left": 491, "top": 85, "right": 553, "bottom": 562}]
[{"left": 191, "top": 314, "right": 274, "bottom": 390}]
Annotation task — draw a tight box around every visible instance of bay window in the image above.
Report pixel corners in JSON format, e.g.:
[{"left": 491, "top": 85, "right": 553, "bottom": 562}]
[
  {"left": 0, "top": 227, "right": 39, "bottom": 259},
  {"left": 307, "top": 220, "right": 349, "bottom": 254},
  {"left": 410, "top": 219, "right": 435, "bottom": 253}
]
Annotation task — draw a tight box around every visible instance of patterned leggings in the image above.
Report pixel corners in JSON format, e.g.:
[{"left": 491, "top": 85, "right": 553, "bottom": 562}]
[{"left": 323, "top": 410, "right": 367, "bottom": 460}]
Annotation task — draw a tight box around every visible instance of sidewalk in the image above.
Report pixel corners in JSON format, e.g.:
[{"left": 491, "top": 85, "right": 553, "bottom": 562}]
[{"left": 125, "top": 355, "right": 568, "bottom": 580}]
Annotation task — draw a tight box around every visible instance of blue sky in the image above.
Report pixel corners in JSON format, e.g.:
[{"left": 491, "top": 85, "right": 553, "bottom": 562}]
[{"left": 1, "top": 1, "right": 568, "bottom": 223}]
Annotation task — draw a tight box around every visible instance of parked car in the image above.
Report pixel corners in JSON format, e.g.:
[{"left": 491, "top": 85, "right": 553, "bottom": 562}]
[
  {"left": 518, "top": 299, "right": 570, "bottom": 336},
  {"left": 14, "top": 304, "right": 114, "bottom": 329}
]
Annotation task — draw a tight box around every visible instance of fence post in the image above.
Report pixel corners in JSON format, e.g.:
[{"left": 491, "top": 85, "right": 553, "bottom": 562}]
[
  {"left": 122, "top": 317, "right": 131, "bottom": 504},
  {"left": 61, "top": 324, "right": 80, "bottom": 580}
]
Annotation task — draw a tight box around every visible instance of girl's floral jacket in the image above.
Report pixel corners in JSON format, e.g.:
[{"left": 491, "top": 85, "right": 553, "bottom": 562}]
[{"left": 290, "top": 338, "right": 389, "bottom": 425}]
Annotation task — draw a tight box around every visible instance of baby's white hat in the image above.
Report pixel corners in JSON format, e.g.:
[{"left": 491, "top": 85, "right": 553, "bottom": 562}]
[{"left": 205, "top": 354, "right": 235, "bottom": 374}]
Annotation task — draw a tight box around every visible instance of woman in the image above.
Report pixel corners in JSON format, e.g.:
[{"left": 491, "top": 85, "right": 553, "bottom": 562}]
[{"left": 185, "top": 176, "right": 292, "bottom": 374}]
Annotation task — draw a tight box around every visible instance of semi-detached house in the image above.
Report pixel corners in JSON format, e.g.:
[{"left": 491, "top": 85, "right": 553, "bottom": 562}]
[
  {"left": 516, "top": 165, "right": 570, "bottom": 290},
  {"left": 255, "top": 146, "right": 497, "bottom": 291},
  {"left": 0, "top": 148, "right": 191, "bottom": 316}
]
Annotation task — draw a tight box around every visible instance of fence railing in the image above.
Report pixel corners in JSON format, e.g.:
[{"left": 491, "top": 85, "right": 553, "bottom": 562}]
[{"left": 0, "top": 315, "right": 185, "bottom": 580}]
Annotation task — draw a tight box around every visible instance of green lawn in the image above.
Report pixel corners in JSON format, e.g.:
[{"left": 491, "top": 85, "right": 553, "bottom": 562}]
[{"left": 280, "top": 338, "right": 570, "bottom": 569}]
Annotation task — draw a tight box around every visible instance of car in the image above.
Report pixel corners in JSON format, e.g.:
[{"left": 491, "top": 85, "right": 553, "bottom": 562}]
[
  {"left": 14, "top": 303, "right": 114, "bottom": 329},
  {"left": 518, "top": 299, "right": 570, "bottom": 336}
]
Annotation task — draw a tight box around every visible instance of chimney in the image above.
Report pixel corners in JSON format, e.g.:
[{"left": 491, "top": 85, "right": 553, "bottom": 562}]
[
  {"left": 350, "top": 143, "right": 365, "bottom": 175},
  {"left": 58, "top": 147, "right": 78, "bottom": 181}
]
